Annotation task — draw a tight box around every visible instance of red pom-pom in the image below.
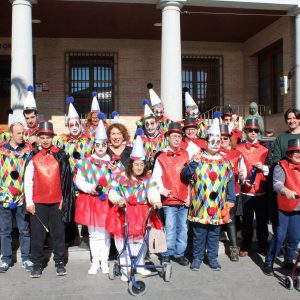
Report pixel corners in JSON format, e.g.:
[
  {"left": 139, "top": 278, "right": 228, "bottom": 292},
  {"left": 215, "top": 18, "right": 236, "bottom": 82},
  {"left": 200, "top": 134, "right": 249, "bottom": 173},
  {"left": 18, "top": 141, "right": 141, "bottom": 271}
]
[
  {"left": 98, "top": 176, "right": 108, "bottom": 187},
  {"left": 9, "top": 187, "right": 19, "bottom": 196},
  {"left": 207, "top": 207, "right": 216, "bottom": 216},
  {"left": 209, "top": 172, "right": 218, "bottom": 181},
  {"left": 128, "top": 195, "right": 137, "bottom": 206}
]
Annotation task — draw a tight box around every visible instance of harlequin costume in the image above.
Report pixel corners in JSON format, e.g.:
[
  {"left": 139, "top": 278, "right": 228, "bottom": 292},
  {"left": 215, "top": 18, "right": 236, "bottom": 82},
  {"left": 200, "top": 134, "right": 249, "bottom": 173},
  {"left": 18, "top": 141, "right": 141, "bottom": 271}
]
[
  {"left": 24, "top": 122, "right": 75, "bottom": 277},
  {"left": 0, "top": 139, "right": 32, "bottom": 271},
  {"left": 0, "top": 130, "right": 10, "bottom": 146},
  {"left": 181, "top": 118, "right": 236, "bottom": 270},
  {"left": 236, "top": 119, "right": 269, "bottom": 255},
  {"left": 107, "top": 132, "right": 162, "bottom": 280},
  {"left": 264, "top": 139, "right": 300, "bottom": 273}
]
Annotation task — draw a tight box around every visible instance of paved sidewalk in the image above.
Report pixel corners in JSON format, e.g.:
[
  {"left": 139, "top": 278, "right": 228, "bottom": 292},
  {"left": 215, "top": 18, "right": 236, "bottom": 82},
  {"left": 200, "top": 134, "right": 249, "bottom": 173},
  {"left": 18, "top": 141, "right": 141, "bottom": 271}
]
[{"left": 0, "top": 253, "right": 299, "bottom": 300}]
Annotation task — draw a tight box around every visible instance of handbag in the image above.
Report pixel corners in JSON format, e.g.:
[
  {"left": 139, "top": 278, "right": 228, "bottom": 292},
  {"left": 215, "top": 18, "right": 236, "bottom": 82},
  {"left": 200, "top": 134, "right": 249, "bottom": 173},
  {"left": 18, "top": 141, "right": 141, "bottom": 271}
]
[{"left": 148, "top": 227, "right": 167, "bottom": 254}]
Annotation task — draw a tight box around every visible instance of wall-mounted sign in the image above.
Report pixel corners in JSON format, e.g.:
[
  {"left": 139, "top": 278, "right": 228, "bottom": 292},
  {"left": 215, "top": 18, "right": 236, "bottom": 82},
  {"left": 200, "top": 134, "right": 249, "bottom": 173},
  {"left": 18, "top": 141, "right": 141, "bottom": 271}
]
[{"left": 35, "top": 83, "right": 42, "bottom": 93}]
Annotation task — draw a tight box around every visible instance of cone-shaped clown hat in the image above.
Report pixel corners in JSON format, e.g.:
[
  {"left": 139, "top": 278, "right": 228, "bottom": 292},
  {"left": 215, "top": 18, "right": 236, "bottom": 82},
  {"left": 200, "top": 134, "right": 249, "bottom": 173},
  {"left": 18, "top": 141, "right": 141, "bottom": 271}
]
[
  {"left": 142, "top": 99, "right": 155, "bottom": 119},
  {"left": 208, "top": 118, "right": 221, "bottom": 137},
  {"left": 95, "top": 115, "right": 108, "bottom": 142},
  {"left": 67, "top": 97, "right": 79, "bottom": 119},
  {"left": 91, "top": 91, "right": 100, "bottom": 112},
  {"left": 24, "top": 85, "right": 37, "bottom": 110},
  {"left": 131, "top": 128, "right": 145, "bottom": 161},
  {"left": 8, "top": 113, "right": 18, "bottom": 127},
  {"left": 111, "top": 111, "right": 120, "bottom": 124},
  {"left": 185, "top": 91, "right": 197, "bottom": 108},
  {"left": 147, "top": 83, "right": 162, "bottom": 107}
]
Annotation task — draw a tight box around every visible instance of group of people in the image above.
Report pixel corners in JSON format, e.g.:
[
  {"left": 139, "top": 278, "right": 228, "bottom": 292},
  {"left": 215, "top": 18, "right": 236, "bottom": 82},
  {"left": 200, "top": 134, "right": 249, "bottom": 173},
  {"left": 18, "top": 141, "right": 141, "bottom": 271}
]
[{"left": 0, "top": 83, "right": 300, "bottom": 284}]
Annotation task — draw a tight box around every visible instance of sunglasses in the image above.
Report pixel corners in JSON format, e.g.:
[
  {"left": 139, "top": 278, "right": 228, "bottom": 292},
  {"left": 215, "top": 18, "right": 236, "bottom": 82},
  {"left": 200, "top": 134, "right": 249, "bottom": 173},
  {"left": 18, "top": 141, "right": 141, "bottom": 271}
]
[
  {"left": 221, "top": 137, "right": 230, "bottom": 141},
  {"left": 247, "top": 129, "right": 259, "bottom": 133}
]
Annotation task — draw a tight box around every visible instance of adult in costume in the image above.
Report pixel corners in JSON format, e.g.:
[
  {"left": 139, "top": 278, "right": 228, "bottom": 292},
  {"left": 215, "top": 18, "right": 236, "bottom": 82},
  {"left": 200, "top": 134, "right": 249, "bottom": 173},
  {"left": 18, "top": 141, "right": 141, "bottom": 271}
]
[
  {"left": 75, "top": 118, "right": 117, "bottom": 275},
  {"left": 264, "top": 139, "right": 300, "bottom": 275},
  {"left": 237, "top": 119, "right": 269, "bottom": 257},
  {"left": 152, "top": 122, "right": 190, "bottom": 266},
  {"left": 0, "top": 121, "right": 33, "bottom": 273},
  {"left": 107, "top": 132, "right": 162, "bottom": 282},
  {"left": 219, "top": 124, "right": 246, "bottom": 261},
  {"left": 25, "top": 122, "right": 75, "bottom": 278},
  {"left": 221, "top": 106, "right": 242, "bottom": 145},
  {"left": 181, "top": 118, "right": 235, "bottom": 271}
]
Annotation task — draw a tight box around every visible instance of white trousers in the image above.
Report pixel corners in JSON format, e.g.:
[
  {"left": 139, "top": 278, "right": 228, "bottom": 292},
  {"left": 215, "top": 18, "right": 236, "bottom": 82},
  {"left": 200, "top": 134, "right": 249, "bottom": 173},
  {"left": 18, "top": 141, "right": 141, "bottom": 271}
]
[
  {"left": 88, "top": 226, "right": 111, "bottom": 266},
  {"left": 114, "top": 237, "right": 147, "bottom": 276}
]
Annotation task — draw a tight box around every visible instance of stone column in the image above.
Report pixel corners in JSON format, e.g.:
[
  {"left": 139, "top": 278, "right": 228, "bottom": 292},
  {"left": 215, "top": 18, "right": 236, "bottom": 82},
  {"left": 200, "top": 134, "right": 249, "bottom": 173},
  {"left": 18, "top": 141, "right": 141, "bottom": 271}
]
[
  {"left": 11, "top": 0, "right": 34, "bottom": 121},
  {"left": 295, "top": 8, "right": 300, "bottom": 110},
  {"left": 159, "top": 0, "right": 186, "bottom": 121}
]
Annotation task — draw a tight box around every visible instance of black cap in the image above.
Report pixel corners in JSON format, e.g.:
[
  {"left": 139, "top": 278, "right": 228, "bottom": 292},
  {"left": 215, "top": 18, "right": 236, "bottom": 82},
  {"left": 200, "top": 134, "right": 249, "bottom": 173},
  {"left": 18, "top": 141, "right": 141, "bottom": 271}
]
[
  {"left": 183, "top": 118, "right": 197, "bottom": 131},
  {"left": 287, "top": 139, "right": 300, "bottom": 152},
  {"left": 38, "top": 121, "right": 55, "bottom": 135},
  {"left": 166, "top": 122, "right": 183, "bottom": 135},
  {"left": 220, "top": 124, "right": 231, "bottom": 136},
  {"left": 244, "top": 118, "right": 259, "bottom": 130}
]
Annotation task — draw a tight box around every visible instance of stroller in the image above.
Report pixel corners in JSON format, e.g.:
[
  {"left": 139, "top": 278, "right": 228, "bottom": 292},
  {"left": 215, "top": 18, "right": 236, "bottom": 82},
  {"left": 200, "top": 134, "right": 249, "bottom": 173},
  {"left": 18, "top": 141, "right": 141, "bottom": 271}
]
[
  {"left": 108, "top": 205, "right": 172, "bottom": 296},
  {"left": 285, "top": 248, "right": 300, "bottom": 290}
]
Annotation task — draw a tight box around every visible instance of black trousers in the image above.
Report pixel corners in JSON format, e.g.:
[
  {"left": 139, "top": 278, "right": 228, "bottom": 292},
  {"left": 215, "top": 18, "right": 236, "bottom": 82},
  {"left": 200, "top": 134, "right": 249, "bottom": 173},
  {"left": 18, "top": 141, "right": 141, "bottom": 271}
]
[
  {"left": 30, "top": 203, "right": 65, "bottom": 265},
  {"left": 241, "top": 195, "right": 269, "bottom": 250},
  {"left": 224, "top": 204, "right": 238, "bottom": 248}
]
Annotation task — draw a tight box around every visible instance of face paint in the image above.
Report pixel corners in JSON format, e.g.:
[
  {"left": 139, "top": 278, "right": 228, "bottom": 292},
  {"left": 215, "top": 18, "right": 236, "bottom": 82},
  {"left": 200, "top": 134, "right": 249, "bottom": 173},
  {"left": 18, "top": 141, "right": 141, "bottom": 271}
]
[
  {"left": 68, "top": 118, "right": 82, "bottom": 137},
  {"left": 94, "top": 141, "right": 108, "bottom": 157},
  {"left": 187, "top": 107, "right": 199, "bottom": 119},
  {"left": 153, "top": 104, "right": 164, "bottom": 119},
  {"left": 207, "top": 135, "right": 221, "bottom": 153},
  {"left": 145, "top": 118, "right": 158, "bottom": 136}
]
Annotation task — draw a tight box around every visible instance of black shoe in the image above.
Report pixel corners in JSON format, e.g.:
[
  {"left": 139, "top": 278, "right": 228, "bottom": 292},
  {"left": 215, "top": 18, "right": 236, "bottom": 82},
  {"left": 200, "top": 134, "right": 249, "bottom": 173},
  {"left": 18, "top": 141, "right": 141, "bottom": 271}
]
[
  {"left": 30, "top": 264, "right": 42, "bottom": 278},
  {"left": 55, "top": 262, "right": 67, "bottom": 276},
  {"left": 282, "top": 260, "right": 294, "bottom": 270},
  {"left": 161, "top": 256, "right": 171, "bottom": 264},
  {"left": 173, "top": 256, "right": 189, "bottom": 266},
  {"left": 263, "top": 263, "right": 273, "bottom": 276}
]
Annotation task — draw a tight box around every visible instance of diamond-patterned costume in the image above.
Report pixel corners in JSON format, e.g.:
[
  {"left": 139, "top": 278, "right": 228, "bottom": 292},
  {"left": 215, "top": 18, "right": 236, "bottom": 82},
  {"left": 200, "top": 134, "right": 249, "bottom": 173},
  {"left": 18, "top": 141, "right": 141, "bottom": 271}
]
[
  {"left": 189, "top": 156, "right": 234, "bottom": 225},
  {"left": 24, "top": 126, "right": 39, "bottom": 142},
  {"left": 106, "top": 175, "right": 162, "bottom": 238},
  {"left": 0, "top": 131, "right": 10, "bottom": 146},
  {"left": 54, "top": 133, "right": 94, "bottom": 172},
  {"left": 75, "top": 157, "right": 113, "bottom": 227},
  {"left": 158, "top": 116, "right": 173, "bottom": 133},
  {"left": 0, "top": 144, "right": 32, "bottom": 208}
]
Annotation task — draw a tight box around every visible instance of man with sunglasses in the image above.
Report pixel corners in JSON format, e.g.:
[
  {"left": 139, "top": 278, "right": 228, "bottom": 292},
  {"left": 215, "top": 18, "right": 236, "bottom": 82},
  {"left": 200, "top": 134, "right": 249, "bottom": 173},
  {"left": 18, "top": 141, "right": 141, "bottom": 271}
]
[{"left": 237, "top": 119, "right": 269, "bottom": 257}]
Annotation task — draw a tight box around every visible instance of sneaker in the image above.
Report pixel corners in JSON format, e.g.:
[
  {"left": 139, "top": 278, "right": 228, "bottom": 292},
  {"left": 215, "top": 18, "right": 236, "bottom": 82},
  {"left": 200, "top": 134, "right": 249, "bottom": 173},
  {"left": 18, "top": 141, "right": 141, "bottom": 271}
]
[
  {"left": 263, "top": 263, "right": 274, "bottom": 276},
  {"left": 208, "top": 260, "right": 221, "bottom": 271},
  {"left": 0, "top": 262, "right": 9, "bottom": 273},
  {"left": 137, "top": 268, "right": 151, "bottom": 276},
  {"left": 173, "top": 256, "right": 189, "bottom": 266},
  {"left": 30, "top": 264, "right": 42, "bottom": 278},
  {"left": 190, "top": 259, "right": 202, "bottom": 271},
  {"left": 229, "top": 247, "right": 239, "bottom": 262},
  {"left": 22, "top": 260, "right": 34, "bottom": 272},
  {"left": 101, "top": 262, "right": 109, "bottom": 275},
  {"left": 55, "top": 262, "right": 67, "bottom": 276},
  {"left": 88, "top": 263, "right": 99, "bottom": 275}
]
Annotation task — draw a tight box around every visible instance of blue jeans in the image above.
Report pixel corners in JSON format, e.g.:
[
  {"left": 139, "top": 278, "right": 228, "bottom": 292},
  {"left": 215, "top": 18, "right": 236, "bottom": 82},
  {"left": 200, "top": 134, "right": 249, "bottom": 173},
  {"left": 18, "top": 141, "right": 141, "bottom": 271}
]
[
  {"left": 192, "top": 222, "right": 221, "bottom": 262},
  {"left": 0, "top": 203, "right": 30, "bottom": 265},
  {"left": 266, "top": 210, "right": 300, "bottom": 265},
  {"left": 163, "top": 205, "right": 188, "bottom": 258}
]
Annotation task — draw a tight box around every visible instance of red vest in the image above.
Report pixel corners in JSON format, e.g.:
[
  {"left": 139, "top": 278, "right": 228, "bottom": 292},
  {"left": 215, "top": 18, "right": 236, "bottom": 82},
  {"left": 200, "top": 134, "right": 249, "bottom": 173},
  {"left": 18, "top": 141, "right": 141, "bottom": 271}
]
[
  {"left": 219, "top": 147, "right": 242, "bottom": 194},
  {"left": 277, "top": 159, "right": 300, "bottom": 212},
  {"left": 237, "top": 142, "right": 269, "bottom": 195},
  {"left": 157, "top": 148, "right": 189, "bottom": 205},
  {"left": 32, "top": 149, "right": 62, "bottom": 204},
  {"left": 181, "top": 137, "right": 206, "bottom": 151}
]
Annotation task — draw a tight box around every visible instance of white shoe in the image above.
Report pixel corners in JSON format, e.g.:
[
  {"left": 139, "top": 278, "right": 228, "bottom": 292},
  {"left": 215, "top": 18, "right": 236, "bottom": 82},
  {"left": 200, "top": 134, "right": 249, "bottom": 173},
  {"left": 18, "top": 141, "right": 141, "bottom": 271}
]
[
  {"left": 101, "top": 262, "right": 109, "bottom": 274},
  {"left": 120, "top": 273, "right": 129, "bottom": 282},
  {"left": 137, "top": 268, "right": 151, "bottom": 276},
  {"left": 88, "top": 263, "right": 99, "bottom": 275}
]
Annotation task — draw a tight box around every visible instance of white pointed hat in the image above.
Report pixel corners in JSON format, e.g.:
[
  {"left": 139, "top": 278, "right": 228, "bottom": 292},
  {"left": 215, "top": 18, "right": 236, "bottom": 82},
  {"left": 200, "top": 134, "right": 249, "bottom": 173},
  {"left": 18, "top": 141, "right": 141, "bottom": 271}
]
[
  {"left": 208, "top": 118, "right": 221, "bottom": 137},
  {"left": 131, "top": 128, "right": 145, "bottom": 160},
  {"left": 91, "top": 91, "right": 100, "bottom": 112},
  {"left": 95, "top": 117, "right": 108, "bottom": 142},
  {"left": 24, "top": 85, "right": 37, "bottom": 110},
  {"left": 185, "top": 91, "right": 197, "bottom": 108},
  {"left": 147, "top": 83, "right": 162, "bottom": 107},
  {"left": 8, "top": 113, "right": 18, "bottom": 127},
  {"left": 142, "top": 99, "right": 155, "bottom": 119},
  {"left": 111, "top": 111, "right": 120, "bottom": 124},
  {"left": 67, "top": 97, "right": 79, "bottom": 119}
]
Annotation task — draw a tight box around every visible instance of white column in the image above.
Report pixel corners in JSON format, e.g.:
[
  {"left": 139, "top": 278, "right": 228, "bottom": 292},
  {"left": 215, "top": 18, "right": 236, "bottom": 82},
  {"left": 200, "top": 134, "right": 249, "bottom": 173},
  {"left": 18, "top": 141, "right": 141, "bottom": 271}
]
[
  {"left": 160, "top": 0, "right": 185, "bottom": 122},
  {"left": 295, "top": 8, "right": 300, "bottom": 110},
  {"left": 11, "top": 0, "right": 33, "bottom": 121}
]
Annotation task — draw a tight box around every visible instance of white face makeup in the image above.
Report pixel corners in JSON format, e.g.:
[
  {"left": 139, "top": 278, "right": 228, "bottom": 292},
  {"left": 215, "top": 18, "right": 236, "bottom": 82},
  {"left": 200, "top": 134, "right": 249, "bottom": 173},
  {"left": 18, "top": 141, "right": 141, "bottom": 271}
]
[
  {"left": 68, "top": 118, "right": 82, "bottom": 137},
  {"left": 186, "top": 107, "right": 200, "bottom": 119},
  {"left": 145, "top": 117, "right": 158, "bottom": 136},
  {"left": 207, "top": 135, "right": 221, "bottom": 154},
  {"left": 153, "top": 104, "right": 164, "bottom": 119},
  {"left": 94, "top": 141, "right": 108, "bottom": 157}
]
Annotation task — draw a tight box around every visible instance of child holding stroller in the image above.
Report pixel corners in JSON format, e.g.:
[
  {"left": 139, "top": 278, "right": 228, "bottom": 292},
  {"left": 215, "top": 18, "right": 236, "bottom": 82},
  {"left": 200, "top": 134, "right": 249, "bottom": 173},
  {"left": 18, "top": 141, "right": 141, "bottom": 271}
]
[{"left": 107, "top": 130, "right": 162, "bottom": 282}]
